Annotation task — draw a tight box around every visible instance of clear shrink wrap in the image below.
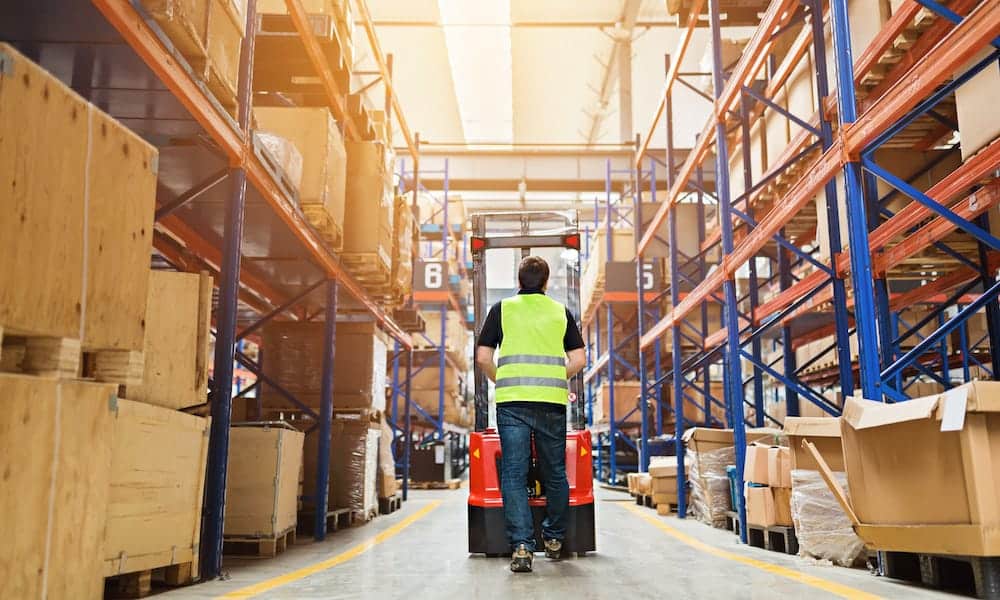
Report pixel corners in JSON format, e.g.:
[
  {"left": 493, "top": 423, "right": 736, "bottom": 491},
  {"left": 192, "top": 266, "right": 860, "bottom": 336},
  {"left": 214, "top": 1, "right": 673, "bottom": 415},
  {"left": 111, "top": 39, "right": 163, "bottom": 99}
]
[
  {"left": 790, "top": 469, "right": 865, "bottom": 567},
  {"left": 687, "top": 446, "right": 735, "bottom": 527},
  {"left": 256, "top": 131, "right": 303, "bottom": 191}
]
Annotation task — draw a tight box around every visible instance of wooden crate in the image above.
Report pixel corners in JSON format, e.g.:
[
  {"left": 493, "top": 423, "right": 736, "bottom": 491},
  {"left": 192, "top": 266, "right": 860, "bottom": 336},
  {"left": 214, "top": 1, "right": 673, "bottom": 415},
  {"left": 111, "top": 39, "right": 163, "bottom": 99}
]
[
  {"left": 190, "top": 0, "right": 243, "bottom": 112},
  {"left": 138, "top": 0, "right": 210, "bottom": 60},
  {"left": 0, "top": 375, "right": 119, "bottom": 600},
  {"left": 103, "top": 400, "right": 210, "bottom": 583},
  {"left": 254, "top": 107, "right": 347, "bottom": 250},
  {"left": 0, "top": 44, "right": 156, "bottom": 355},
  {"left": 224, "top": 424, "right": 304, "bottom": 540},
  {"left": 127, "top": 270, "right": 212, "bottom": 410}
]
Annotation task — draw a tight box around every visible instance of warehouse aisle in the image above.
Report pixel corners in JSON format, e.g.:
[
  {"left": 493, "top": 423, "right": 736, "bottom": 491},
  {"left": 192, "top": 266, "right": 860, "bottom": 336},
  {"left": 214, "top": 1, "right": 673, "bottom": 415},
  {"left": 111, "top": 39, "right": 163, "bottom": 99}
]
[{"left": 163, "top": 487, "right": 954, "bottom": 600}]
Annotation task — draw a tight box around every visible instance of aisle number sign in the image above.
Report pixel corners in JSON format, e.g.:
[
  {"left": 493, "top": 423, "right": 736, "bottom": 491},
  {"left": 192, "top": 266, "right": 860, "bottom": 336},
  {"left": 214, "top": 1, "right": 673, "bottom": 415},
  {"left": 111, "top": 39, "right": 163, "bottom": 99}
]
[
  {"left": 416, "top": 260, "right": 449, "bottom": 291},
  {"left": 606, "top": 261, "right": 661, "bottom": 293}
]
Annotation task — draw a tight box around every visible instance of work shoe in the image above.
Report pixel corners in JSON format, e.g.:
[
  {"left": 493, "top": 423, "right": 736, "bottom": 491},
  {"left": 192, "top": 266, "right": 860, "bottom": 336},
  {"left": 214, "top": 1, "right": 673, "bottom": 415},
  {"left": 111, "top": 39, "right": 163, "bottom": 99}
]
[
  {"left": 544, "top": 538, "right": 563, "bottom": 560},
  {"left": 510, "top": 544, "right": 533, "bottom": 573}
]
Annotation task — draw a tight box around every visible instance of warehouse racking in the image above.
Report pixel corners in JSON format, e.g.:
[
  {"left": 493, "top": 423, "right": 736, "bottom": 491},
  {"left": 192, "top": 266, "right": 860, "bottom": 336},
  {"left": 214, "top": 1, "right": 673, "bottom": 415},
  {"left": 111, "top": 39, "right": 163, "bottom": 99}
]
[
  {"left": 629, "top": 0, "right": 1000, "bottom": 544},
  {"left": 1, "top": 0, "right": 423, "bottom": 578},
  {"left": 393, "top": 155, "right": 471, "bottom": 478}
]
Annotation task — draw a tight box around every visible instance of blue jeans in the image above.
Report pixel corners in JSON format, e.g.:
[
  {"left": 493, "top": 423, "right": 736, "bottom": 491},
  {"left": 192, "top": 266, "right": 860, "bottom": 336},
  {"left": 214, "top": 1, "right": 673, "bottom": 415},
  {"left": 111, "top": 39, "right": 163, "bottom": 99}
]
[{"left": 496, "top": 404, "right": 569, "bottom": 551}]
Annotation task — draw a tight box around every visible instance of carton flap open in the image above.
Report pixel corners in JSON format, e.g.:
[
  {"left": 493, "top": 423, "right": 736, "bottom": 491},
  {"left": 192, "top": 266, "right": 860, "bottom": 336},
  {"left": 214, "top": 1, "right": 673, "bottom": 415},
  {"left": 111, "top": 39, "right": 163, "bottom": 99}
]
[
  {"left": 842, "top": 395, "right": 938, "bottom": 430},
  {"left": 783, "top": 416, "right": 841, "bottom": 438},
  {"left": 802, "top": 439, "right": 859, "bottom": 527}
]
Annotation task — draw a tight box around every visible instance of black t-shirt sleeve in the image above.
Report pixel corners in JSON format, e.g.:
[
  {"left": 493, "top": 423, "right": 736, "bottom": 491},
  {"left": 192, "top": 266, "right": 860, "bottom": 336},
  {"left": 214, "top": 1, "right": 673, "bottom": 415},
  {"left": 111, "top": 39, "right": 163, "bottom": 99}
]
[
  {"left": 477, "top": 302, "right": 503, "bottom": 348},
  {"left": 564, "top": 308, "right": 585, "bottom": 351}
]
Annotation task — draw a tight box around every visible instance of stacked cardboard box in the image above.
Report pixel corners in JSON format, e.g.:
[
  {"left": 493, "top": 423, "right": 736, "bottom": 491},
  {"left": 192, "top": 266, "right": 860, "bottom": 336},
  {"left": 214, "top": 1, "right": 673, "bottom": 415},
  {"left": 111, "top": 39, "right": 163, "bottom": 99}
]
[
  {"left": 415, "top": 309, "right": 470, "bottom": 370},
  {"left": 139, "top": 0, "right": 245, "bottom": 113},
  {"left": 254, "top": 107, "right": 347, "bottom": 250},
  {"left": 742, "top": 443, "right": 792, "bottom": 528},
  {"left": 409, "top": 361, "right": 467, "bottom": 426},
  {"left": 391, "top": 196, "right": 416, "bottom": 304},
  {"left": 649, "top": 456, "right": 686, "bottom": 509},
  {"left": 810, "top": 383, "right": 1000, "bottom": 557},
  {"left": 261, "top": 321, "right": 389, "bottom": 415},
  {"left": 302, "top": 414, "right": 380, "bottom": 519},
  {"left": 784, "top": 417, "right": 864, "bottom": 566},
  {"left": 342, "top": 141, "right": 395, "bottom": 292}
]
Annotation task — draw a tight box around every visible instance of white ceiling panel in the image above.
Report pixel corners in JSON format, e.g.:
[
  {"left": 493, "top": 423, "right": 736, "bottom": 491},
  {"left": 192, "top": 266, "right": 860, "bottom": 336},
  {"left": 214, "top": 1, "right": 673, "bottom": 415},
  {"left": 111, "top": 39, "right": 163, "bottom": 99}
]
[{"left": 366, "top": 0, "right": 440, "bottom": 22}]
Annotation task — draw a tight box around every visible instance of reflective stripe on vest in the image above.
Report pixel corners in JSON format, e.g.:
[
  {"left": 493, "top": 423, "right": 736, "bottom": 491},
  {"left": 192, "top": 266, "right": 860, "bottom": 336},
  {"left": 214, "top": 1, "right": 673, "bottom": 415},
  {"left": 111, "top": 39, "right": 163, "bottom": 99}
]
[{"left": 495, "top": 294, "right": 568, "bottom": 405}]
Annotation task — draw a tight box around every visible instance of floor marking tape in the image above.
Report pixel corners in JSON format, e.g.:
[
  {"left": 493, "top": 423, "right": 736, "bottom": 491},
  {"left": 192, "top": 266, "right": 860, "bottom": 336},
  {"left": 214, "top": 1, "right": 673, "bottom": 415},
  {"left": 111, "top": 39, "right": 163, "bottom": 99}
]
[
  {"left": 217, "top": 501, "right": 442, "bottom": 598},
  {"left": 622, "top": 503, "right": 882, "bottom": 600}
]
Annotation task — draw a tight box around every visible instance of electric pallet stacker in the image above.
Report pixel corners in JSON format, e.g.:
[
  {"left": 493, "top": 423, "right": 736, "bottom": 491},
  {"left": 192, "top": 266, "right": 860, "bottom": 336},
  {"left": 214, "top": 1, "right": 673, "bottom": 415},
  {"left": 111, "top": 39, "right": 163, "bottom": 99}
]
[{"left": 467, "top": 211, "right": 596, "bottom": 558}]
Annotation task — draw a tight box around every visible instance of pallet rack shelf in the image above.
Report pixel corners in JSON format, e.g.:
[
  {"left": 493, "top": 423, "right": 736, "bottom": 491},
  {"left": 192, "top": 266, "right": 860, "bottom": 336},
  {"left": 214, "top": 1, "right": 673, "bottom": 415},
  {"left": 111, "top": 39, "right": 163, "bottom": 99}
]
[
  {"left": 631, "top": 0, "right": 1000, "bottom": 545},
  {"left": 1, "top": 0, "right": 424, "bottom": 577}
]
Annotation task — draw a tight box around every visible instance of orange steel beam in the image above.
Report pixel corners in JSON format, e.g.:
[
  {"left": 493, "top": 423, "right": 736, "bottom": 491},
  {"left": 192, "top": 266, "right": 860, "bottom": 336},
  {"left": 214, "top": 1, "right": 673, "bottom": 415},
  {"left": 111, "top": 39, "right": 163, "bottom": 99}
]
[
  {"left": 845, "top": 0, "right": 1000, "bottom": 152},
  {"left": 354, "top": 0, "right": 418, "bottom": 164},
  {"left": 284, "top": 0, "right": 362, "bottom": 140},
  {"left": 862, "top": 0, "right": 981, "bottom": 106},
  {"left": 93, "top": 0, "right": 411, "bottom": 347},
  {"left": 640, "top": 1, "right": 1000, "bottom": 351},
  {"left": 635, "top": 0, "right": 706, "bottom": 169},
  {"left": 638, "top": 0, "right": 798, "bottom": 256}
]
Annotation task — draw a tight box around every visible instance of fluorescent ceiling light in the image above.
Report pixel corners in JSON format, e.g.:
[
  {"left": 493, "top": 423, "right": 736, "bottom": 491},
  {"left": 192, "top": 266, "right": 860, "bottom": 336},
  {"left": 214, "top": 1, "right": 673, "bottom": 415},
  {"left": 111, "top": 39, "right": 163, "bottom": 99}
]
[{"left": 438, "top": 0, "right": 513, "bottom": 143}]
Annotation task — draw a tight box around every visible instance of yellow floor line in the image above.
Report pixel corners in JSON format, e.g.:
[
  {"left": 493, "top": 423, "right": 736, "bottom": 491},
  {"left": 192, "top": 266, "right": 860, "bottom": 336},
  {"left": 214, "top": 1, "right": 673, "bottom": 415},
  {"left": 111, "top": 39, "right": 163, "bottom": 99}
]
[
  {"left": 622, "top": 504, "right": 881, "bottom": 600},
  {"left": 217, "top": 501, "right": 442, "bottom": 599}
]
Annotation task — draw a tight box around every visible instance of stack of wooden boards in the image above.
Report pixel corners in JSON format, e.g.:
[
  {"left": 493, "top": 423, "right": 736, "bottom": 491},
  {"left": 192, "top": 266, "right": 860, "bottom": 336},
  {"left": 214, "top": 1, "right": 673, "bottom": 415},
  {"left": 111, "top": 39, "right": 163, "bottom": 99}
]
[{"left": 0, "top": 45, "right": 214, "bottom": 598}]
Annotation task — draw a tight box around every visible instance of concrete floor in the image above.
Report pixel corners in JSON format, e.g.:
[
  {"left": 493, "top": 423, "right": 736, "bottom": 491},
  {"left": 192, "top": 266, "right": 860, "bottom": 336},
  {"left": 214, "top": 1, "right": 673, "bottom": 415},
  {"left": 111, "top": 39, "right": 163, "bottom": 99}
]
[{"left": 162, "top": 487, "right": 962, "bottom": 600}]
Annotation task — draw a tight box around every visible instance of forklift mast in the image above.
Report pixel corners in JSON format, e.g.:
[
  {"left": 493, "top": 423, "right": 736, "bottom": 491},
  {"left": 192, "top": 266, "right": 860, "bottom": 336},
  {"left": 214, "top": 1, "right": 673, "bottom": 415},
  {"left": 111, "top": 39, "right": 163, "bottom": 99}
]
[{"left": 469, "top": 211, "right": 586, "bottom": 432}]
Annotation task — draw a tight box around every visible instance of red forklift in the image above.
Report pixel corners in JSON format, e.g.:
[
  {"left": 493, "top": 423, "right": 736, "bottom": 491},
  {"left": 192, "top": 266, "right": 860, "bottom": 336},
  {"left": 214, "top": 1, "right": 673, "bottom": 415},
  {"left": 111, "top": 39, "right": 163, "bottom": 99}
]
[{"left": 467, "top": 211, "right": 596, "bottom": 557}]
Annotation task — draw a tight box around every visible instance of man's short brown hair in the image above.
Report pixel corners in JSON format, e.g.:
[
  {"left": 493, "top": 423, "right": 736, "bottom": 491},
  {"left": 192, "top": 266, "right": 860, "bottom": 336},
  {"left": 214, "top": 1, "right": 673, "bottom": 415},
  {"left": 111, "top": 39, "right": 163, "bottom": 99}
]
[{"left": 518, "top": 256, "right": 550, "bottom": 290}]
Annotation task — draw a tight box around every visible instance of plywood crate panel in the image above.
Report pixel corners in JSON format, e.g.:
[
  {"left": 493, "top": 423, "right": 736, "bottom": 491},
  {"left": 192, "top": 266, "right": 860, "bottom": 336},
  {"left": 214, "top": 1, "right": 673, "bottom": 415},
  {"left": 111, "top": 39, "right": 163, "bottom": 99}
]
[
  {"left": 955, "top": 48, "right": 1000, "bottom": 162},
  {"left": 254, "top": 107, "right": 347, "bottom": 248},
  {"left": 225, "top": 425, "right": 304, "bottom": 538},
  {"left": 138, "top": 0, "right": 210, "bottom": 60},
  {"left": 0, "top": 375, "right": 118, "bottom": 600},
  {"left": 0, "top": 44, "right": 156, "bottom": 352},
  {"left": 128, "top": 270, "right": 212, "bottom": 409},
  {"left": 103, "top": 400, "right": 210, "bottom": 580}
]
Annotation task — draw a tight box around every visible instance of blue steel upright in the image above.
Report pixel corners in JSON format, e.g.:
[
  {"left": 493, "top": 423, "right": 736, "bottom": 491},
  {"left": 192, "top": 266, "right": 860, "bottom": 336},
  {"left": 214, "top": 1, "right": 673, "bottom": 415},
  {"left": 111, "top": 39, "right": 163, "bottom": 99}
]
[
  {"left": 830, "top": 0, "right": 882, "bottom": 401},
  {"left": 202, "top": 0, "right": 256, "bottom": 578},
  {"left": 314, "top": 280, "right": 338, "bottom": 541},
  {"left": 707, "top": 0, "right": 748, "bottom": 543},
  {"left": 633, "top": 136, "right": 650, "bottom": 474}
]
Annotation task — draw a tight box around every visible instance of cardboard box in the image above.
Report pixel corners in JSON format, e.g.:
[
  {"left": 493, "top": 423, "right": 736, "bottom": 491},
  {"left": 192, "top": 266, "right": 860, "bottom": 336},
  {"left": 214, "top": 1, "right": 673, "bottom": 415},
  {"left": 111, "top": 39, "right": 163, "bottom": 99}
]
[
  {"left": 745, "top": 485, "right": 776, "bottom": 527},
  {"left": 261, "top": 321, "right": 388, "bottom": 412},
  {"left": 767, "top": 446, "right": 792, "bottom": 489},
  {"left": 344, "top": 141, "right": 394, "bottom": 265},
  {"left": 653, "top": 492, "right": 678, "bottom": 506},
  {"left": 743, "top": 443, "right": 770, "bottom": 485},
  {"left": 635, "top": 474, "right": 653, "bottom": 497},
  {"left": 254, "top": 107, "right": 347, "bottom": 248},
  {"left": 302, "top": 416, "right": 379, "bottom": 515},
  {"left": 626, "top": 472, "right": 640, "bottom": 495},
  {"left": 103, "top": 400, "right": 210, "bottom": 581},
  {"left": 956, "top": 49, "right": 1000, "bottom": 161},
  {"left": 0, "top": 375, "right": 118, "bottom": 600},
  {"left": 808, "top": 382, "right": 1000, "bottom": 556},
  {"left": 377, "top": 421, "right": 397, "bottom": 499},
  {"left": 784, "top": 416, "right": 844, "bottom": 472},
  {"left": 773, "top": 486, "right": 793, "bottom": 527},
  {"left": 225, "top": 424, "right": 304, "bottom": 538}
]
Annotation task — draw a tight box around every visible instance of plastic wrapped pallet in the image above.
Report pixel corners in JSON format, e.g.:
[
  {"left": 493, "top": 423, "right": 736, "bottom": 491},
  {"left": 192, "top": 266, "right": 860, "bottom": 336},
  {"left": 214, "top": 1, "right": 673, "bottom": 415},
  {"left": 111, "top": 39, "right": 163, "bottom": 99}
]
[
  {"left": 790, "top": 469, "right": 865, "bottom": 567},
  {"left": 686, "top": 445, "right": 735, "bottom": 527},
  {"left": 255, "top": 131, "right": 304, "bottom": 192},
  {"left": 378, "top": 420, "right": 398, "bottom": 499},
  {"left": 330, "top": 417, "right": 379, "bottom": 515},
  {"left": 391, "top": 195, "right": 416, "bottom": 301}
]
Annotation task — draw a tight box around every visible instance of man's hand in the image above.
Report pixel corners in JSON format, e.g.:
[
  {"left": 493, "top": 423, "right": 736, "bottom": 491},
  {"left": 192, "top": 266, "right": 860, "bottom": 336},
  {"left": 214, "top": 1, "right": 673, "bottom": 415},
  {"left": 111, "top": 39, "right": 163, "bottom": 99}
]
[
  {"left": 566, "top": 348, "right": 586, "bottom": 378},
  {"left": 476, "top": 346, "right": 497, "bottom": 382}
]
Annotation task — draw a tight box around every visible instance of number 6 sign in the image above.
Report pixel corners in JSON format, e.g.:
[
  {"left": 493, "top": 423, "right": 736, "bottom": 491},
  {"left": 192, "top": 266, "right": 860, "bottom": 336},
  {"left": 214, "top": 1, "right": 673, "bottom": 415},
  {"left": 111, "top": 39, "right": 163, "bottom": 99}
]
[{"left": 416, "top": 260, "right": 449, "bottom": 291}]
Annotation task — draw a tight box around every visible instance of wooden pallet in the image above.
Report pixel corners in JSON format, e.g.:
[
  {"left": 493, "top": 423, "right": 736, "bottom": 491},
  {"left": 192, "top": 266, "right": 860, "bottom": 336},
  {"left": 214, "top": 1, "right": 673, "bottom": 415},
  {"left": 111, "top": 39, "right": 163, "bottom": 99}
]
[
  {"left": 298, "top": 507, "right": 374, "bottom": 535},
  {"left": 880, "top": 550, "right": 1000, "bottom": 599},
  {"left": 301, "top": 205, "right": 344, "bottom": 252},
  {"left": 379, "top": 493, "right": 403, "bottom": 515},
  {"left": 633, "top": 493, "right": 679, "bottom": 515},
  {"left": 408, "top": 478, "right": 462, "bottom": 490},
  {"left": 746, "top": 523, "right": 799, "bottom": 556},
  {"left": 223, "top": 526, "right": 297, "bottom": 558},
  {"left": 0, "top": 327, "right": 144, "bottom": 387},
  {"left": 341, "top": 252, "right": 393, "bottom": 294},
  {"left": 104, "top": 562, "right": 194, "bottom": 599},
  {"left": 253, "top": 12, "right": 351, "bottom": 96}
]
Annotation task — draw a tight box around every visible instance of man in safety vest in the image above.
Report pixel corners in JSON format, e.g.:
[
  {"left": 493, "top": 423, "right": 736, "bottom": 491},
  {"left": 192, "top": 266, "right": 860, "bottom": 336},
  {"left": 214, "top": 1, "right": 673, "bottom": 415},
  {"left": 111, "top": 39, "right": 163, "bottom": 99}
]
[{"left": 475, "top": 256, "right": 587, "bottom": 573}]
